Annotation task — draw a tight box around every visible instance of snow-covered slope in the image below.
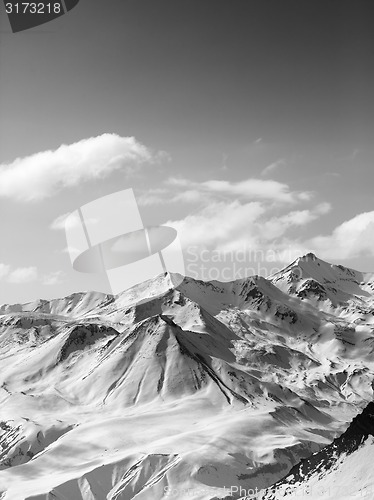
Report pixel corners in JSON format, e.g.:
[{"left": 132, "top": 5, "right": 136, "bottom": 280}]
[
  {"left": 0, "top": 254, "right": 373, "bottom": 499},
  {"left": 270, "top": 252, "right": 374, "bottom": 310},
  {"left": 255, "top": 401, "right": 374, "bottom": 499}
]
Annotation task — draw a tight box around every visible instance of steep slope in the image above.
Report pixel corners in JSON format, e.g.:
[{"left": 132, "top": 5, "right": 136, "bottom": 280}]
[
  {"left": 255, "top": 401, "right": 374, "bottom": 499},
  {"left": 0, "top": 255, "right": 373, "bottom": 499}
]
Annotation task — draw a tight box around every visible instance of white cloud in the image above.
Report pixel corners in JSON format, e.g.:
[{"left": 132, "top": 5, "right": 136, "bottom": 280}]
[
  {"left": 50, "top": 212, "right": 98, "bottom": 231},
  {"left": 137, "top": 188, "right": 207, "bottom": 206},
  {"left": 166, "top": 177, "right": 312, "bottom": 203},
  {"left": 306, "top": 211, "right": 374, "bottom": 260},
  {"left": 134, "top": 175, "right": 328, "bottom": 262},
  {"left": 172, "top": 190, "right": 206, "bottom": 204},
  {"left": 7, "top": 267, "right": 38, "bottom": 284},
  {"left": 0, "top": 264, "right": 65, "bottom": 286},
  {"left": 164, "top": 195, "right": 332, "bottom": 262},
  {"left": 50, "top": 212, "right": 75, "bottom": 230},
  {"left": 136, "top": 188, "right": 169, "bottom": 206},
  {"left": 137, "top": 174, "right": 312, "bottom": 208},
  {"left": 0, "top": 134, "right": 158, "bottom": 202},
  {"left": 314, "top": 202, "right": 332, "bottom": 215},
  {"left": 42, "top": 271, "right": 65, "bottom": 286},
  {"left": 0, "top": 264, "right": 10, "bottom": 279},
  {"left": 167, "top": 200, "right": 266, "bottom": 249},
  {"left": 258, "top": 203, "right": 332, "bottom": 240},
  {"left": 261, "top": 159, "right": 285, "bottom": 176}
]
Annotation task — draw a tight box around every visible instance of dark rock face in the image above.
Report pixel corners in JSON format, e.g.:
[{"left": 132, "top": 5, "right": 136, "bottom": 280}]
[
  {"left": 263, "top": 402, "right": 374, "bottom": 496},
  {"left": 296, "top": 279, "right": 328, "bottom": 301},
  {"left": 57, "top": 324, "right": 118, "bottom": 363}
]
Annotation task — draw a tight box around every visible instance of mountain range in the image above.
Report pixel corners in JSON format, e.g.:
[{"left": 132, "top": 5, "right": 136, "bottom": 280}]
[{"left": 0, "top": 253, "right": 373, "bottom": 499}]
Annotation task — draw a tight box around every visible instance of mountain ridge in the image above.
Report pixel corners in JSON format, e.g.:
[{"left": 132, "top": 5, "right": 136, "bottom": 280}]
[{"left": 0, "top": 253, "right": 373, "bottom": 499}]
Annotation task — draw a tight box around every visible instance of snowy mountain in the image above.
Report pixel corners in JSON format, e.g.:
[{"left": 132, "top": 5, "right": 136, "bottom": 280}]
[{"left": 0, "top": 254, "right": 373, "bottom": 499}]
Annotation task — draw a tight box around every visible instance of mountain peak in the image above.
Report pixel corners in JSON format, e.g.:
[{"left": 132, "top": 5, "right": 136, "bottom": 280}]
[
  {"left": 269, "top": 252, "right": 374, "bottom": 306},
  {"left": 297, "top": 252, "right": 317, "bottom": 261}
]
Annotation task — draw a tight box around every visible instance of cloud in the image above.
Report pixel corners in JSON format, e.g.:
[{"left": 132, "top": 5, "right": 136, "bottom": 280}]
[
  {"left": 261, "top": 159, "right": 286, "bottom": 176},
  {"left": 137, "top": 187, "right": 207, "bottom": 206},
  {"left": 259, "top": 203, "right": 331, "bottom": 239},
  {"left": 137, "top": 174, "right": 312, "bottom": 208},
  {"left": 167, "top": 200, "right": 266, "bottom": 249},
  {"left": 136, "top": 188, "right": 169, "bottom": 207},
  {"left": 0, "top": 264, "right": 64, "bottom": 285},
  {"left": 0, "top": 263, "right": 39, "bottom": 284},
  {"left": 7, "top": 266, "right": 38, "bottom": 284},
  {"left": 166, "top": 177, "right": 312, "bottom": 203},
  {"left": 0, "top": 134, "right": 159, "bottom": 202},
  {"left": 42, "top": 271, "right": 65, "bottom": 286},
  {"left": 306, "top": 211, "right": 374, "bottom": 260},
  {"left": 221, "top": 153, "right": 229, "bottom": 171},
  {"left": 50, "top": 212, "right": 75, "bottom": 230},
  {"left": 172, "top": 190, "right": 206, "bottom": 204},
  {"left": 165, "top": 198, "right": 330, "bottom": 254},
  {"left": 0, "top": 264, "right": 10, "bottom": 279},
  {"left": 50, "top": 211, "right": 98, "bottom": 231},
  {"left": 314, "top": 202, "right": 332, "bottom": 215}
]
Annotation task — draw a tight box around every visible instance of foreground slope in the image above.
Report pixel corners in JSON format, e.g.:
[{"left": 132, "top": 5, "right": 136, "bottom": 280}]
[
  {"left": 0, "top": 255, "right": 373, "bottom": 499},
  {"left": 255, "top": 401, "right": 374, "bottom": 499}
]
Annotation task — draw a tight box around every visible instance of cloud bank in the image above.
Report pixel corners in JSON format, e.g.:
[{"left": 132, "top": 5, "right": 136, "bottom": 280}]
[
  {"left": 166, "top": 200, "right": 330, "bottom": 253},
  {"left": 137, "top": 174, "right": 334, "bottom": 266},
  {"left": 0, "top": 134, "right": 158, "bottom": 202},
  {"left": 138, "top": 177, "right": 312, "bottom": 207},
  {"left": 166, "top": 177, "right": 311, "bottom": 203}
]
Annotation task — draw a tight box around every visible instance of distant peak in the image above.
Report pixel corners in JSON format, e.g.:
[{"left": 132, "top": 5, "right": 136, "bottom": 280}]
[{"left": 298, "top": 252, "right": 317, "bottom": 261}]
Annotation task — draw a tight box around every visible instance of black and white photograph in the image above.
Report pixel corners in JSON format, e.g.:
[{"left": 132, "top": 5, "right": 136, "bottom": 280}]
[{"left": 0, "top": 1, "right": 374, "bottom": 498}]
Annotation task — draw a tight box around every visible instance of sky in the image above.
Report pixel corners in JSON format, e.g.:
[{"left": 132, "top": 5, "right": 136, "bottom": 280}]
[{"left": 0, "top": 0, "right": 373, "bottom": 304}]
